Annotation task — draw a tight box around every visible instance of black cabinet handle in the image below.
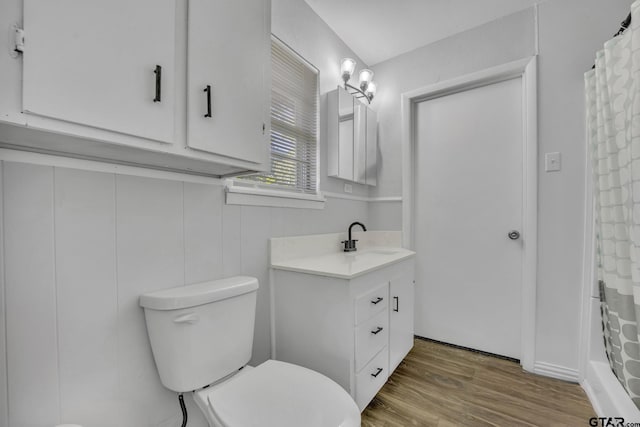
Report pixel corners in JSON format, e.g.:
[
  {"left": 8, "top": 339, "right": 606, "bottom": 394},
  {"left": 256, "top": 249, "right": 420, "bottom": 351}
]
[
  {"left": 371, "top": 368, "right": 383, "bottom": 378},
  {"left": 204, "top": 85, "right": 212, "bottom": 118},
  {"left": 153, "top": 65, "right": 162, "bottom": 103},
  {"left": 371, "top": 326, "right": 383, "bottom": 335},
  {"left": 371, "top": 297, "right": 383, "bottom": 305},
  {"left": 393, "top": 296, "right": 399, "bottom": 312}
]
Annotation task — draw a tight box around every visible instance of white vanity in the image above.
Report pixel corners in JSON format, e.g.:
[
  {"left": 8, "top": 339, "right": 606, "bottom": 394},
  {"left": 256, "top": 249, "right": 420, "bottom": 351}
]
[{"left": 270, "top": 232, "right": 415, "bottom": 411}]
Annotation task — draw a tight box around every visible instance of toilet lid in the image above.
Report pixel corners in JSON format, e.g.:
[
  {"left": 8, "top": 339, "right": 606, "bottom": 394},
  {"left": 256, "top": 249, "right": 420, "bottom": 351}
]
[{"left": 204, "top": 360, "right": 360, "bottom": 427}]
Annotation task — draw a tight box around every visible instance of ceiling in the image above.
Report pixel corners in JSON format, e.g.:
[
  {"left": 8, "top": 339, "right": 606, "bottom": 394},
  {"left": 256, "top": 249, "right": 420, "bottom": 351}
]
[{"left": 304, "top": 0, "right": 545, "bottom": 66}]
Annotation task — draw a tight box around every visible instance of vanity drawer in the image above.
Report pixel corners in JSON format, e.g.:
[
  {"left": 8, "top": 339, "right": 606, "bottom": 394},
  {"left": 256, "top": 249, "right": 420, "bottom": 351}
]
[
  {"left": 355, "top": 346, "right": 389, "bottom": 411},
  {"left": 355, "top": 309, "right": 389, "bottom": 371},
  {"left": 354, "top": 283, "right": 388, "bottom": 325}
]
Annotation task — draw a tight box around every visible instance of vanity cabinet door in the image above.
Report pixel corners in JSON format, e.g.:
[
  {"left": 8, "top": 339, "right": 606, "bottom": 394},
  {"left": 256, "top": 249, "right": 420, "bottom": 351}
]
[
  {"left": 187, "top": 0, "right": 270, "bottom": 167},
  {"left": 22, "top": 0, "right": 176, "bottom": 143},
  {"left": 389, "top": 273, "right": 414, "bottom": 372}
]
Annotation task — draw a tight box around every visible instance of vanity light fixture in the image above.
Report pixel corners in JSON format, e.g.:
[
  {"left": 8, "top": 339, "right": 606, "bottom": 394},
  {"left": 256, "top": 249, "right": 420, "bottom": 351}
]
[
  {"left": 340, "top": 58, "right": 378, "bottom": 103},
  {"left": 341, "top": 58, "right": 356, "bottom": 84},
  {"left": 358, "top": 69, "right": 374, "bottom": 91}
]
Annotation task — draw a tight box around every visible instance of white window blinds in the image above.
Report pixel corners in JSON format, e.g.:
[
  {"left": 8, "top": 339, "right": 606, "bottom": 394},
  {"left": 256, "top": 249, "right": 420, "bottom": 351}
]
[{"left": 244, "top": 37, "right": 319, "bottom": 194}]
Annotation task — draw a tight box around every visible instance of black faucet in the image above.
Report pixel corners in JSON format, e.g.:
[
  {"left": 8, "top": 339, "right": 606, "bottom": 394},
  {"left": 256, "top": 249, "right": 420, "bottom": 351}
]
[{"left": 342, "top": 222, "right": 367, "bottom": 252}]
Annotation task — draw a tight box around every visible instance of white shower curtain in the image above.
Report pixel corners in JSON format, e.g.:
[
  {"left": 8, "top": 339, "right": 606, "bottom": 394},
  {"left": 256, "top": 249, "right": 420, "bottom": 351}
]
[{"left": 586, "top": 0, "right": 640, "bottom": 408}]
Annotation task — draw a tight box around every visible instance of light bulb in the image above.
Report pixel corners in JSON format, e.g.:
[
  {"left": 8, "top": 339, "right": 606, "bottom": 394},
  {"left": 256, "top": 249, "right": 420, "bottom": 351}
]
[
  {"left": 365, "top": 81, "right": 377, "bottom": 101},
  {"left": 341, "top": 58, "right": 356, "bottom": 84},
  {"left": 359, "top": 69, "right": 374, "bottom": 91}
]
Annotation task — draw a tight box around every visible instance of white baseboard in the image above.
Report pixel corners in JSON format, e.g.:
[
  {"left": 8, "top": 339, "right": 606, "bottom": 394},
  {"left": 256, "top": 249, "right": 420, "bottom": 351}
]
[
  {"left": 582, "top": 377, "right": 605, "bottom": 415},
  {"left": 533, "top": 361, "right": 580, "bottom": 382},
  {"left": 582, "top": 361, "right": 640, "bottom": 420}
]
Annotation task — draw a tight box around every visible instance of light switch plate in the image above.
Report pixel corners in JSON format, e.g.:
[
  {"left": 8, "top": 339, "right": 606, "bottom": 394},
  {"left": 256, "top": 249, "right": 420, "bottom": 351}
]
[
  {"left": 545, "top": 152, "right": 561, "bottom": 172},
  {"left": 344, "top": 183, "right": 353, "bottom": 193}
]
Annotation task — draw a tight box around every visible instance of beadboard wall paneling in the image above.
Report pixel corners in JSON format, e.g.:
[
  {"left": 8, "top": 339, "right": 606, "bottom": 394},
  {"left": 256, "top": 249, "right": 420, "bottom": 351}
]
[
  {"left": 0, "top": 160, "right": 368, "bottom": 427},
  {"left": 54, "top": 168, "right": 117, "bottom": 425},
  {"left": 115, "top": 175, "right": 185, "bottom": 427},
  {"left": 0, "top": 161, "right": 7, "bottom": 427},
  {"left": 4, "top": 163, "right": 59, "bottom": 427}
]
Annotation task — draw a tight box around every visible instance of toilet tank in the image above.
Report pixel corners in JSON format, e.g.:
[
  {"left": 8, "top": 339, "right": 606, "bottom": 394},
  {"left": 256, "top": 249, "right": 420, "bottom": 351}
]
[{"left": 139, "top": 276, "right": 259, "bottom": 392}]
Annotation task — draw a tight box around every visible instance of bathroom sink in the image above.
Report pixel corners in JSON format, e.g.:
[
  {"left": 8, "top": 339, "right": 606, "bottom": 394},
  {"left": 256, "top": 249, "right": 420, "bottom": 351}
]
[
  {"left": 269, "top": 232, "right": 415, "bottom": 279},
  {"left": 343, "top": 248, "right": 402, "bottom": 259}
]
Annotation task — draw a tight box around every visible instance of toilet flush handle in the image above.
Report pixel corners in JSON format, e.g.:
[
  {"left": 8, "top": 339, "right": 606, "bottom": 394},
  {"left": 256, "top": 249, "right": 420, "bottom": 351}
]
[{"left": 173, "top": 313, "right": 199, "bottom": 324}]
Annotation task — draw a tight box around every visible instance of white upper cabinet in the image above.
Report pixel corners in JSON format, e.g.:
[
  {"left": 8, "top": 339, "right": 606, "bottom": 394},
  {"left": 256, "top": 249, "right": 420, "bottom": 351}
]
[
  {"left": 365, "top": 107, "right": 377, "bottom": 186},
  {"left": 22, "top": 0, "right": 176, "bottom": 143},
  {"left": 327, "top": 87, "right": 377, "bottom": 186},
  {"left": 353, "top": 104, "right": 366, "bottom": 184},
  {"left": 0, "top": 0, "right": 271, "bottom": 177},
  {"left": 187, "top": 0, "right": 270, "bottom": 165}
]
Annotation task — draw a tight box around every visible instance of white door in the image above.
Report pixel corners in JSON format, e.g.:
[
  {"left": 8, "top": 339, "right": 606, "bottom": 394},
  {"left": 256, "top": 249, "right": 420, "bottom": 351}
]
[{"left": 414, "top": 77, "right": 523, "bottom": 359}]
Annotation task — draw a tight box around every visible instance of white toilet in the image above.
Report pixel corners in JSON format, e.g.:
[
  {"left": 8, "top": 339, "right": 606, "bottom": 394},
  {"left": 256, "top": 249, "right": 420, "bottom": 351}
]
[{"left": 139, "top": 276, "right": 361, "bottom": 427}]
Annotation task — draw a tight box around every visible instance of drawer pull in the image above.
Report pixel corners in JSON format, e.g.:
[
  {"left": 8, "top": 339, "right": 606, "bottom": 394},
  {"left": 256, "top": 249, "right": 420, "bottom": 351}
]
[
  {"left": 371, "top": 367, "right": 383, "bottom": 378},
  {"left": 371, "top": 297, "right": 383, "bottom": 305},
  {"left": 393, "top": 296, "right": 399, "bottom": 312},
  {"left": 371, "top": 326, "right": 384, "bottom": 335},
  {"left": 204, "top": 85, "right": 212, "bottom": 118},
  {"left": 153, "top": 65, "right": 162, "bottom": 103}
]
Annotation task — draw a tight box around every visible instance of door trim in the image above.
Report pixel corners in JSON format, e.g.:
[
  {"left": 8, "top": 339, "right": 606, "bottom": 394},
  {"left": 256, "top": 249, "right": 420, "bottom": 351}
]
[{"left": 400, "top": 56, "right": 538, "bottom": 372}]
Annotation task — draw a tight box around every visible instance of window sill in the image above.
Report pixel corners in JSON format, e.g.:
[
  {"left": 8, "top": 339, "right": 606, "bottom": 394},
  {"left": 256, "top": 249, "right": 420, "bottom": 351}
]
[{"left": 225, "top": 181, "right": 326, "bottom": 210}]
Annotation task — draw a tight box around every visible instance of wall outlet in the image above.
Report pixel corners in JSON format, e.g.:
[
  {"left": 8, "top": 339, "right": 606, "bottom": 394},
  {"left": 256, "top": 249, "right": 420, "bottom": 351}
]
[
  {"left": 545, "top": 152, "right": 561, "bottom": 172},
  {"left": 344, "top": 183, "right": 353, "bottom": 193}
]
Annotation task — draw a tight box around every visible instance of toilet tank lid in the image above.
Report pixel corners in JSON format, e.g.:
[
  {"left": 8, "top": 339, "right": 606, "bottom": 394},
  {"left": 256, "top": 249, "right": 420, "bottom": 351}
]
[{"left": 139, "top": 276, "right": 259, "bottom": 311}]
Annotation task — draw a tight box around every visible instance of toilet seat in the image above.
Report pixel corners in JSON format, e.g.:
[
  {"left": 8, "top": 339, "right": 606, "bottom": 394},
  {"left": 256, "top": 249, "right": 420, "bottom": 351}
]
[{"left": 194, "top": 360, "right": 360, "bottom": 427}]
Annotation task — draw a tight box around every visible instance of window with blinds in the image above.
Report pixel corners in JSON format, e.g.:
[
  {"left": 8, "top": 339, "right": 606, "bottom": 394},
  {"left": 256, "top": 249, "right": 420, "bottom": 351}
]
[{"left": 242, "top": 37, "right": 319, "bottom": 194}]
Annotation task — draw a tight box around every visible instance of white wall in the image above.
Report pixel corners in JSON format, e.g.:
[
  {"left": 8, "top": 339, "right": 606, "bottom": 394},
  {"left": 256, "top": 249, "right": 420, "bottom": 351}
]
[
  {"left": 368, "top": 200, "right": 403, "bottom": 231},
  {"left": 534, "top": 0, "right": 634, "bottom": 371},
  {"left": 369, "top": 0, "right": 634, "bottom": 375},
  {"left": 368, "top": 7, "right": 536, "bottom": 231},
  {"left": 370, "top": 7, "right": 537, "bottom": 198},
  {"left": 0, "top": 1, "right": 372, "bottom": 426},
  {"left": 272, "top": 0, "right": 372, "bottom": 198}
]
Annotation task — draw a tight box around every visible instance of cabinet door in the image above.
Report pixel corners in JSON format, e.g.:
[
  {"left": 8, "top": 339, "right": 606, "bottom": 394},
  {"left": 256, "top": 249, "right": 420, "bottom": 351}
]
[
  {"left": 352, "top": 103, "right": 376, "bottom": 185},
  {"left": 338, "top": 89, "right": 355, "bottom": 180},
  {"left": 23, "top": 0, "right": 176, "bottom": 143},
  {"left": 365, "top": 107, "right": 377, "bottom": 186},
  {"left": 353, "top": 103, "right": 367, "bottom": 184},
  {"left": 389, "top": 273, "right": 414, "bottom": 372},
  {"left": 187, "top": 0, "right": 270, "bottom": 165}
]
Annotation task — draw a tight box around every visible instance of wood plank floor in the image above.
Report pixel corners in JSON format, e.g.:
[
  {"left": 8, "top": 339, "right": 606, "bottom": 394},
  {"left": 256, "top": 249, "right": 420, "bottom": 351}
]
[{"left": 361, "top": 339, "right": 595, "bottom": 426}]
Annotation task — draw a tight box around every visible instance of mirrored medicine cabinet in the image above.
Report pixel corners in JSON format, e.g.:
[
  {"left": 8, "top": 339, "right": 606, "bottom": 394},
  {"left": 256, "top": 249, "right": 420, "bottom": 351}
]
[{"left": 327, "top": 86, "right": 377, "bottom": 186}]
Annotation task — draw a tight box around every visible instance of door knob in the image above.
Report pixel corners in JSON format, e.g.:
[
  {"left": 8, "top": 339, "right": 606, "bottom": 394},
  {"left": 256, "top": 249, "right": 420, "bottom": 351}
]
[{"left": 508, "top": 230, "right": 520, "bottom": 240}]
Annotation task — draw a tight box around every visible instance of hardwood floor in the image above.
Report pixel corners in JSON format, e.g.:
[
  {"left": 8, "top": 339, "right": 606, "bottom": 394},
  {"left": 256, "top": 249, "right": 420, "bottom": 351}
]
[{"left": 361, "top": 338, "right": 595, "bottom": 426}]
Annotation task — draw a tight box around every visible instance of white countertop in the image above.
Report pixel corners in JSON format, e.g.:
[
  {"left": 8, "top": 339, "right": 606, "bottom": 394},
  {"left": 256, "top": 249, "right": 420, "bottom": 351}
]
[{"left": 270, "top": 246, "right": 415, "bottom": 279}]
